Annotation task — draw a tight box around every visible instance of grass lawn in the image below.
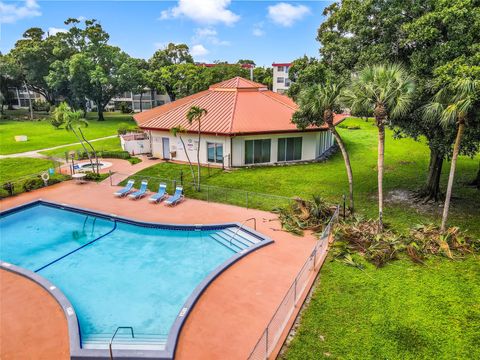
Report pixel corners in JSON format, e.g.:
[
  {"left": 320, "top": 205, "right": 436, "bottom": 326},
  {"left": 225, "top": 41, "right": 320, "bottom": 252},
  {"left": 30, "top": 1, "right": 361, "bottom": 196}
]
[
  {"left": 281, "top": 256, "right": 480, "bottom": 360},
  {"left": 126, "top": 117, "right": 480, "bottom": 237},
  {"left": 0, "top": 111, "right": 135, "bottom": 155},
  {"left": 39, "top": 136, "right": 123, "bottom": 158},
  {"left": 0, "top": 157, "right": 69, "bottom": 197}
]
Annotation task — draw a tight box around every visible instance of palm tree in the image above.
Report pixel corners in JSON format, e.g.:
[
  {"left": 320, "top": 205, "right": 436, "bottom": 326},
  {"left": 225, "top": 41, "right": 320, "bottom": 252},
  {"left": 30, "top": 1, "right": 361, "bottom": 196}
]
[
  {"left": 423, "top": 78, "right": 479, "bottom": 231},
  {"left": 61, "top": 105, "right": 96, "bottom": 173},
  {"left": 342, "top": 64, "right": 415, "bottom": 232},
  {"left": 171, "top": 125, "right": 197, "bottom": 190},
  {"left": 293, "top": 81, "right": 355, "bottom": 213},
  {"left": 186, "top": 106, "right": 208, "bottom": 191}
]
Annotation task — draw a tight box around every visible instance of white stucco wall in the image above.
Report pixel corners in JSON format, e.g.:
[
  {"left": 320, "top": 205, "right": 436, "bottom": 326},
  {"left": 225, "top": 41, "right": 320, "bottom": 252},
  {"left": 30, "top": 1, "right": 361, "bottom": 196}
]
[
  {"left": 150, "top": 130, "right": 230, "bottom": 165},
  {"left": 231, "top": 131, "right": 334, "bottom": 166},
  {"left": 149, "top": 129, "right": 334, "bottom": 167}
]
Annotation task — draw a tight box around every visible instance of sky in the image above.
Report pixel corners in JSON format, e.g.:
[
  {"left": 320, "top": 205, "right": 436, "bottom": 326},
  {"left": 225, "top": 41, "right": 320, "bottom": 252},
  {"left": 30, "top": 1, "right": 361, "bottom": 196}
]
[{"left": 0, "top": 0, "right": 333, "bottom": 66}]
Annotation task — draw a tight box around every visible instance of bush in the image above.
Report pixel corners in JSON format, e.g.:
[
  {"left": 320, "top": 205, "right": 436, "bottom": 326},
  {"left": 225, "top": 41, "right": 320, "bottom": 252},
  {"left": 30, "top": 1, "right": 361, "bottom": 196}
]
[
  {"left": 119, "top": 102, "right": 133, "bottom": 114},
  {"left": 32, "top": 100, "right": 51, "bottom": 112},
  {"left": 22, "top": 177, "right": 44, "bottom": 192},
  {"left": 2, "top": 182, "right": 15, "bottom": 196}
]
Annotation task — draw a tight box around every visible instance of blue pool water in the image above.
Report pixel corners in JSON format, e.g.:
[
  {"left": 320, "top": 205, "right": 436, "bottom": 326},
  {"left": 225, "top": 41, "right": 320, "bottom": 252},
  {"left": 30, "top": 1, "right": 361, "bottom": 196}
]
[{"left": 0, "top": 203, "right": 257, "bottom": 348}]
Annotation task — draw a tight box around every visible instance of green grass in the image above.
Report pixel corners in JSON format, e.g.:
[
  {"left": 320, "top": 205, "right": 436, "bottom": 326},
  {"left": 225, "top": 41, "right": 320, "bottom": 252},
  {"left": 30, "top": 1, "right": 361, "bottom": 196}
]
[
  {"left": 0, "top": 111, "right": 135, "bottom": 155},
  {"left": 0, "top": 157, "right": 69, "bottom": 197},
  {"left": 39, "top": 136, "right": 123, "bottom": 158},
  {"left": 126, "top": 118, "right": 480, "bottom": 236},
  {"left": 281, "top": 256, "right": 480, "bottom": 360}
]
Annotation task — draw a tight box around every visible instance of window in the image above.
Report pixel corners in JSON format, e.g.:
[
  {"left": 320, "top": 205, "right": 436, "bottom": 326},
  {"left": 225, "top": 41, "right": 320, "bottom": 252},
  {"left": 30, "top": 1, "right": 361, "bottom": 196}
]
[
  {"left": 245, "top": 139, "right": 271, "bottom": 164},
  {"left": 285, "top": 79, "right": 291, "bottom": 87},
  {"left": 285, "top": 66, "right": 289, "bottom": 73},
  {"left": 277, "top": 77, "right": 284, "bottom": 84},
  {"left": 277, "top": 137, "right": 302, "bottom": 162},
  {"left": 277, "top": 66, "right": 284, "bottom": 72},
  {"left": 207, "top": 143, "right": 223, "bottom": 163}
]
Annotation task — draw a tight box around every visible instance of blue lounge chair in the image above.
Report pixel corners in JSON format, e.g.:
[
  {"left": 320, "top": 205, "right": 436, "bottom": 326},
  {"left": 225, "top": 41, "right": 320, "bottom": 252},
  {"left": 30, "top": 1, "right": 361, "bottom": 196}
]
[
  {"left": 149, "top": 183, "right": 168, "bottom": 203},
  {"left": 128, "top": 180, "right": 148, "bottom": 200},
  {"left": 164, "top": 186, "right": 184, "bottom": 206},
  {"left": 114, "top": 179, "right": 135, "bottom": 197}
]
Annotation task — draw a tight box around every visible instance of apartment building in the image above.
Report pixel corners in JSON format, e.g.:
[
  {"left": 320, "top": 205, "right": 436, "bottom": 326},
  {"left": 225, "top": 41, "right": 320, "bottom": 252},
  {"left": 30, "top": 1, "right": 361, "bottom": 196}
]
[
  {"left": 7, "top": 86, "right": 46, "bottom": 108},
  {"left": 272, "top": 62, "right": 292, "bottom": 94},
  {"left": 105, "top": 90, "right": 170, "bottom": 112}
]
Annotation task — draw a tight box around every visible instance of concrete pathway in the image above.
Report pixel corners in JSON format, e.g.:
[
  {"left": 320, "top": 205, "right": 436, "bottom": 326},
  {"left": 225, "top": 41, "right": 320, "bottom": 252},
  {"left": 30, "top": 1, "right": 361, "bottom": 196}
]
[{"left": 0, "top": 135, "right": 118, "bottom": 160}]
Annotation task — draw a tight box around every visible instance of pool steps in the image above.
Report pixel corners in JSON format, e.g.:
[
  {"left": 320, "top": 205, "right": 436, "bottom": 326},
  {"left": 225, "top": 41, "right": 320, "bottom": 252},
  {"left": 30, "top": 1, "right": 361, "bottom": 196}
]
[
  {"left": 82, "top": 333, "right": 167, "bottom": 351},
  {"left": 209, "top": 227, "right": 261, "bottom": 252}
]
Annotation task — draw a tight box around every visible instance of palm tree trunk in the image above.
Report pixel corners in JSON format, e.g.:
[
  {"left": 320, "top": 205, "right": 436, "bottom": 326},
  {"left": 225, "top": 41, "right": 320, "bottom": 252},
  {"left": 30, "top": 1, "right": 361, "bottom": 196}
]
[
  {"left": 441, "top": 121, "right": 465, "bottom": 232},
  {"left": 78, "top": 128, "right": 100, "bottom": 174},
  {"left": 329, "top": 125, "right": 354, "bottom": 213},
  {"left": 72, "top": 129, "right": 95, "bottom": 170},
  {"left": 179, "top": 135, "right": 197, "bottom": 189},
  {"left": 197, "top": 124, "right": 201, "bottom": 191},
  {"left": 378, "top": 126, "right": 385, "bottom": 232}
]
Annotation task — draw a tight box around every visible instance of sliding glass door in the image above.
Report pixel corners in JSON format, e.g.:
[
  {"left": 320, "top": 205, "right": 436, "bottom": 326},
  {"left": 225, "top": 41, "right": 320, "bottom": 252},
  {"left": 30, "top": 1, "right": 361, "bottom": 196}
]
[
  {"left": 277, "top": 137, "right": 302, "bottom": 162},
  {"left": 245, "top": 139, "right": 271, "bottom": 164}
]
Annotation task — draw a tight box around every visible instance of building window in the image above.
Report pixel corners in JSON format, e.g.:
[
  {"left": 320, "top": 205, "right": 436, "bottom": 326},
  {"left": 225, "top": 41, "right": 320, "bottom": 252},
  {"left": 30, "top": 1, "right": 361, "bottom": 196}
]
[
  {"left": 285, "top": 66, "right": 289, "bottom": 73},
  {"left": 277, "top": 66, "right": 284, "bottom": 72},
  {"left": 207, "top": 142, "right": 223, "bottom": 163},
  {"left": 245, "top": 139, "right": 271, "bottom": 164},
  {"left": 277, "top": 137, "right": 302, "bottom": 162},
  {"left": 277, "top": 77, "right": 284, "bottom": 84},
  {"left": 285, "top": 79, "right": 291, "bottom": 87}
]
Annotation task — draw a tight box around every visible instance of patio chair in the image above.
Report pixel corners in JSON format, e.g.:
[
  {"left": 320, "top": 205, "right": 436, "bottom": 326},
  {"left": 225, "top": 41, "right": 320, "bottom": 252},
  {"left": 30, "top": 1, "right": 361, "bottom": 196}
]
[
  {"left": 128, "top": 180, "right": 149, "bottom": 200},
  {"left": 164, "top": 186, "right": 184, "bottom": 206},
  {"left": 113, "top": 179, "right": 135, "bottom": 197},
  {"left": 148, "top": 183, "right": 168, "bottom": 203}
]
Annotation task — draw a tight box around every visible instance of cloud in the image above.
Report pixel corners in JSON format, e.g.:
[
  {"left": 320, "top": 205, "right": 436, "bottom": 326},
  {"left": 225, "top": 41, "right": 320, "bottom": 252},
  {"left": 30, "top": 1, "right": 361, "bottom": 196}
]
[
  {"left": 48, "top": 27, "right": 68, "bottom": 36},
  {"left": 160, "top": 0, "right": 239, "bottom": 26},
  {"left": 190, "top": 44, "right": 209, "bottom": 57},
  {"left": 252, "top": 23, "right": 265, "bottom": 37},
  {"left": 193, "top": 27, "right": 230, "bottom": 46},
  {"left": 268, "top": 2, "right": 310, "bottom": 27},
  {"left": 0, "top": 0, "right": 41, "bottom": 24}
]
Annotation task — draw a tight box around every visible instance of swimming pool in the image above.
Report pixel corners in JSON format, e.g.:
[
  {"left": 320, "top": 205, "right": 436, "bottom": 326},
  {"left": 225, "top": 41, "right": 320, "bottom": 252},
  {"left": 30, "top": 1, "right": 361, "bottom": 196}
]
[{"left": 0, "top": 201, "right": 272, "bottom": 359}]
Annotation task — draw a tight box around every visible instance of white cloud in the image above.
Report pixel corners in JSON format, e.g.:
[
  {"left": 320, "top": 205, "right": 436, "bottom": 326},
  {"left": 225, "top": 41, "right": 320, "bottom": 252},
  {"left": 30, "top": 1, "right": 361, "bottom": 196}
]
[
  {"left": 190, "top": 44, "right": 209, "bottom": 57},
  {"left": 48, "top": 27, "right": 68, "bottom": 36},
  {"left": 0, "top": 0, "right": 41, "bottom": 24},
  {"left": 193, "top": 27, "right": 230, "bottom": 46},
  {"left": 268, "top": 2, "right": 310, "bottom": 27},
  {"left": 252, "top": 23, "right": 265, "bottom": 37},
  {"left": 160, "top": 0, "right": 239, "bottom": 26}
]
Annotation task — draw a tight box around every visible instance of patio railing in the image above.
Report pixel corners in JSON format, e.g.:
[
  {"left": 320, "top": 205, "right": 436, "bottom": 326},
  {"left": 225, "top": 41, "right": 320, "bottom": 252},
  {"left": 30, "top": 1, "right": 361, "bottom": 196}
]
[{"left": 247, "top": 206, "right": 339, "bottom": 360}]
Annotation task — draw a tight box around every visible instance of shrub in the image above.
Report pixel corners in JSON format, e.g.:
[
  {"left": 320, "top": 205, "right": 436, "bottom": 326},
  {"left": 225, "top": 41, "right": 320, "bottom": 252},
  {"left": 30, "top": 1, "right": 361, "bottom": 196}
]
[
  {"left": 119, "top": 102, "right": 133, "bottom": 114},
  {"left": 2, "top": 182, "right": 15, "bottom": 196},
  {"left": 32, "top": 100, "right": 51, "bottom": 112},
  {"left": 22, "top": 177, "right": 44, "bottom": 192}
]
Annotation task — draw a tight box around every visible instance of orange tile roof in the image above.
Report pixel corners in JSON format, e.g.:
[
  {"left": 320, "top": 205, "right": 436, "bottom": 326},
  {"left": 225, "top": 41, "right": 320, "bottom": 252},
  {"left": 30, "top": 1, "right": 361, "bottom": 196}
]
[{"left": 134, "top": 77, "right": 348, "bottom": 135}]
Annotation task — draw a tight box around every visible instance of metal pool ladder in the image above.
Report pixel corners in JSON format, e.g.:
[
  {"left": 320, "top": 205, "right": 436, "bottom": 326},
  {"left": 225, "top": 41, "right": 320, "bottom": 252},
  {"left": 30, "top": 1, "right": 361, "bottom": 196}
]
[
  {"left": 228, "top": 217, "right": 256, "bottom": 246},
  {"left": 109, "top": 326, "right": 134, "bottom": 360}
]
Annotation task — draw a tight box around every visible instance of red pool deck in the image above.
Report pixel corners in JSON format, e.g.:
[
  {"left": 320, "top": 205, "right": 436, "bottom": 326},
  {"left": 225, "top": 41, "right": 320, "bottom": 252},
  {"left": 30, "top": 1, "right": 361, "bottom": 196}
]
[{"left": 0, "top": 180, "right": 320, "bottom": 359}]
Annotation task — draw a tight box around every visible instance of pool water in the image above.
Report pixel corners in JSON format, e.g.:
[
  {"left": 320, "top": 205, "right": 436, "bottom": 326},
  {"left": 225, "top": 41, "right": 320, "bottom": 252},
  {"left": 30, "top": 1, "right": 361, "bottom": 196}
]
[{"left": 0, "top": 203, "right": 253, "bottom": 348}]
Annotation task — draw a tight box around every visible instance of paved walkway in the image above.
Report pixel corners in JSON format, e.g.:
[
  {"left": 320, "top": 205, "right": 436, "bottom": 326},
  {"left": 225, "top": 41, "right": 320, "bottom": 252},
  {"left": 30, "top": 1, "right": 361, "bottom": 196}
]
[
  {"left": 0, "top": 181, "right": 320, "bottom": 360},
  {"left": 0, "top": 135, "right": 118, "bottom": 159}
]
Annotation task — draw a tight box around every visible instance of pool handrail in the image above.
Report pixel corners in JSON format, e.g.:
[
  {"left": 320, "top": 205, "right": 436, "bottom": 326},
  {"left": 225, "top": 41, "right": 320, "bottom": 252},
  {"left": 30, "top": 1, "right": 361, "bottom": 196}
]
[
  {"left": 109, "top": 326, "right": 135, "bottom": 360},
  {"left": 228, "top": 217, "right": 256, "bottom": 246}
]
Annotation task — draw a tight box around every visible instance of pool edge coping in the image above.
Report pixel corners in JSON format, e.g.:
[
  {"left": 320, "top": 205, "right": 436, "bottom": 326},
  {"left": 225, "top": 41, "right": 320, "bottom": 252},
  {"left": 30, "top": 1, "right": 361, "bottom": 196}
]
[{"left": 0, "top": 199, "right": 275, "bottom": 360}]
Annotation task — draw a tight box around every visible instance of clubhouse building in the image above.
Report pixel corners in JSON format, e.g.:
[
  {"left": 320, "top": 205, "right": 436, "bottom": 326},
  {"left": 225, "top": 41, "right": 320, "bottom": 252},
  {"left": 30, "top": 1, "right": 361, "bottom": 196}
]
[{"left": 127, "top": 77, "right": 347, "bottom": 167}]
